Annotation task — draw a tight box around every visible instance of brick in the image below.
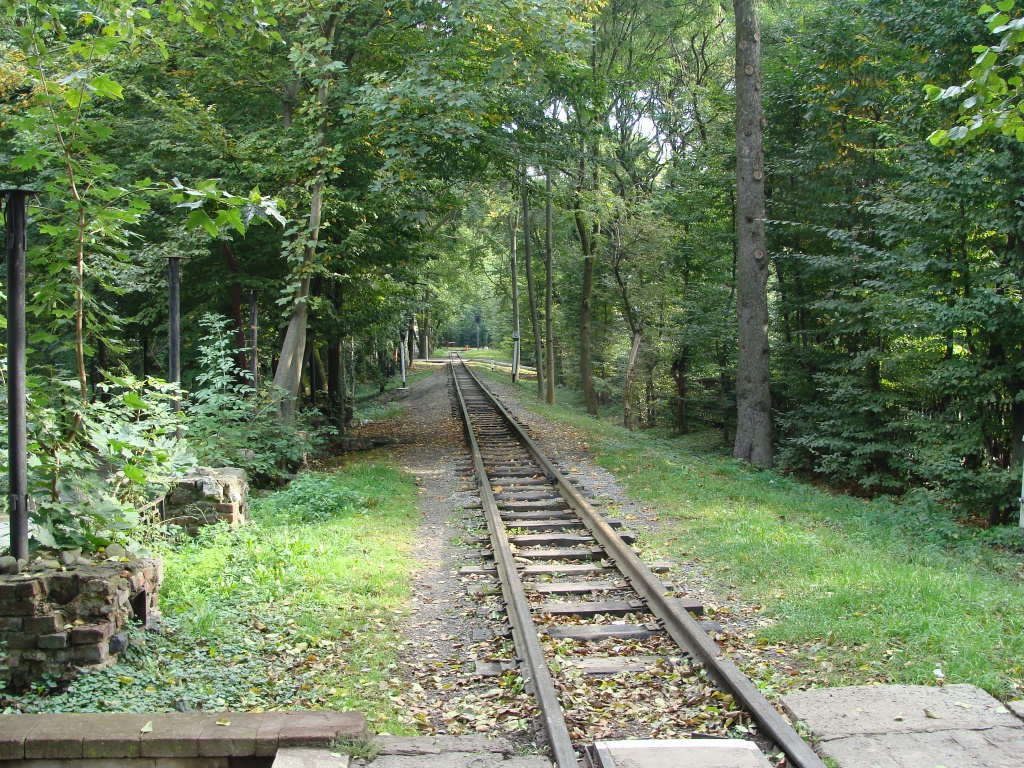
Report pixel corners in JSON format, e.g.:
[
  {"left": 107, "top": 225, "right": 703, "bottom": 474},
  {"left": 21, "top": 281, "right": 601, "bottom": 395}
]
[
  {"left": 140, "top": 713, "right": 210, "bottom": 757},
  {"left": 80, "top": 713, "right": 152, "bottom": 758},
  {"left": 37, "top": 632, "right": 68, "bottom": 649},
  {"left": 24, "top": 714, "right": 86, "bottom": 759},
  {"left": 0, "top": 714, "right": 46, "bottom": 759},
  {"left": 72, "top": 643, "right": 108, "bottom": 663},
  {"left": 0, "top": 578, "right": 43, "bottom": 599},
  {"left": 0, "top": 599, "right": 39, "bottom": 616},
  {"left": 21, "top": 649, "right": 46, "bottom": 662},
  {"left": 24, "top": 614, "right": 64, "bottom": 633},
  {"left": 0, "top": 616, "right": 23, "bottom": 631},
  {"left": 5, "top": 632, "right": 38, "bottom": 649},
  {"left": 70, "top": 622, "right": 114, "bottom": 644},
  {"left": 275, "top": 711, "right": 367, "bottom": 748},
  {"left": 198, "top": 712, "right": 263, "bottom": 757}
]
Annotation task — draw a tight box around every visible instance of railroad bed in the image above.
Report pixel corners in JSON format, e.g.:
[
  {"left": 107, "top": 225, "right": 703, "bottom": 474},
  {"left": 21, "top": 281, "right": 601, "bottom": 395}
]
[{"left": 447, "top": 354, "right": 826, "bottom": 768}]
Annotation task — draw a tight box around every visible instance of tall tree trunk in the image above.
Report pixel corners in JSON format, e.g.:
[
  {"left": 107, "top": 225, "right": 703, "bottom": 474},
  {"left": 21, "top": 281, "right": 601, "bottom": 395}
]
[
  {"left": 545, "top": 172, "right": 556, "bottom": 405},
  {"left": 272, "top": 13, "right": 338, "bottom": 421},
  {"left": 510, "top": 211, "right": 521, "bottom": 380},
  {"left": 623, "top": 331, "right": 643, "bottom": 430},
  {"left": 671, "top": 352, "right": 689, "bottom": 435},
  {"left": 574, "top": 148, "right": 599, "bottom": 416},
  {"left": 221, "top": 241, "right": 248, "bottom": 371},
  {"left": 523, "top": 176, "right": 545, "bottom": 399},
  {"left": 733, "top": 0, "right": 772, "bottom": 467},
  {"left": 408, "top": 316, "right": 417, "bottom": 362}
]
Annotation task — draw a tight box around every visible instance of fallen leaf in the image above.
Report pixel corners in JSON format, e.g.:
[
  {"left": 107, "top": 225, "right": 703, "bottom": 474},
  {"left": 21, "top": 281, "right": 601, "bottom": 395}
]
[
  {"left": 140, "top": 721, "right": 153, "bottom": 734},
  {"left": 924, "top": 709, "right": 940, "bottom": 719},
  {"left": 216, "top": 719, "right": 231, "bottom": 726},
  {"left": 954, "top": 702, "right": 972, "bottom": 709}
]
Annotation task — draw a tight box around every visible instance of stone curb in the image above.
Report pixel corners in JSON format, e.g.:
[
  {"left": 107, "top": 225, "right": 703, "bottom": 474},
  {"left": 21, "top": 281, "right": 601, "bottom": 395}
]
[{"left": 0, "top": 711, "right": 366, "bottom": 761}]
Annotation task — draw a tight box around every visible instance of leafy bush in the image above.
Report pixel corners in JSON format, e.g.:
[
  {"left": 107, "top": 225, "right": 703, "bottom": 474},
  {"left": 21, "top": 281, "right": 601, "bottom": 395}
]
[
  {"left": 251, "top": 472, "right": 374, "bottom": 523},
  {"left": 186, "top": 315, "right": 335, "bottom": 484},
  {"left": 1, "top": 371, "right": 193, "bottom": 552}
]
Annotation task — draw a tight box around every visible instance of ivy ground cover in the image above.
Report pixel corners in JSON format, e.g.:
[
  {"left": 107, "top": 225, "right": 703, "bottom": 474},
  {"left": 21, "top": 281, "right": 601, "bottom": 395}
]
[{"left": 3, "top": 463, "right": 419, "bottom": 733}]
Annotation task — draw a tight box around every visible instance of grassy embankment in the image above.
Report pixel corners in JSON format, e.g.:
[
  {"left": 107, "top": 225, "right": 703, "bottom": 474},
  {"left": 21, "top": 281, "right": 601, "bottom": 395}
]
[
  {"left": 473, "top": 364, "right": 1024, "bottom": 701},
  {"left": 6, "top": 433, "right": 420, "bottom": 733}
]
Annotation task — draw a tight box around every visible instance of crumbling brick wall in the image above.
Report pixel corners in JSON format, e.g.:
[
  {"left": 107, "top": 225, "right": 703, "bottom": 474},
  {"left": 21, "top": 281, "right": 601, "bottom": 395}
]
[{"left": 0, "top": 557, "right": 161, "bottom": 689}]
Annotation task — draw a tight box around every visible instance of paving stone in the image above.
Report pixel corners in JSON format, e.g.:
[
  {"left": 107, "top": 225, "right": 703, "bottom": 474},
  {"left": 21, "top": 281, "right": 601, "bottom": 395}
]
[
  {"left": 1008, "top": 700, "right": 1024, "bottom": 720},
  {"left": 197, "top": 712, "right": 263, "bottom": 757},
  {"left": 368, "top": 756, "right": 550, "bottom": 768},
  {"left": 782, "top": 684, "right": 1024, "bottom": 768},
  {"left": 376, "top": 736, "right": 512, "bottom": 756},
  {"left": 273, "top": 747, "right": 350, "bottom": 767},
  {"left": 22, "top": 714, "right": 86, "bottom": 759},
  {"left": 782, "top": 683, "right": 1021, "bottom": 739},
  {"left": 0, "top": 713, "right": 44, "bottom": 759},
  {"left": 819, "top": 726, "right": 1024, "bottom": 768},
  {"left": 591, "top": 739, "right": 770, "bottom": 768},
  {"left": 139, "top": 713, "right": 210, "bottom": 757},
  {"left": 80, "top": 712, "right": 152, "bottom": 758},
  {"left": 257, "top": 711, "right": 367, "bottom": 754}
]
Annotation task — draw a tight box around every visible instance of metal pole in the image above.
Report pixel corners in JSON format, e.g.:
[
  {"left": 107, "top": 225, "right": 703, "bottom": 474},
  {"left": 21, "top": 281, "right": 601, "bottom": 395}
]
[
  {"left": 4, "top": 190, "right": 29, "bottom": 562},
  {"left": 399, "top": 331, "right": 407, "bottom": 387},
  {"left": 167, "top": 256, "right": 181, "bottom": 412},
  {"left": 249, "top": 289, "right": 258, "bottom": 389}
]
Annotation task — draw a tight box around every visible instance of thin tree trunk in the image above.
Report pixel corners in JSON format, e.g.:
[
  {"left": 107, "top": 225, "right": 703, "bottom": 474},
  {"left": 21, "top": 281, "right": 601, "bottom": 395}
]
[
  {"left": 671, "top": 352, "right": 689, "bottom": 435},
  {"left": 272, "top": 13, "right": 338, "bottom": 421},
  {"left": 545, "top": 172, "right": 556, "bottom": 405},
  {"left": 523, "top": 176, "right": 544, "bottom": 399},
  {"left": 574, "top": 149, "right": 599, "bottom": 416},
  {"left": 623, "top": 331, "right": 643, "bottom": 430},
  {"left": 510, "top": 211, "right": 521, "bottom": 380},
  {"left": 733, "top": 0, "right": 772, "bottom": 466},
  {"left": 222, "top": 241, "right": 248, "bottom": 371}
]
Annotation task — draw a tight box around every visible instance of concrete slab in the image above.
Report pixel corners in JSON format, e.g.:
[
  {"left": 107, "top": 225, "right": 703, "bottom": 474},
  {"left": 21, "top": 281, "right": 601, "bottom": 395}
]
[
  {"left": 376, "top": 735, "right": 513, "bottom": 756},
  {"left": 1008, "top": 700, "right": 1024, "bottom": 721},
  {"left": 274, "top": 747, "right": 350, "bottom": 768},
  {"left": 591, "top": 739, "right": 771, "bottom": 768},
  {"left": 783, "top": 684, "right": 1019, "bottom": 738},
  {"left": 782, "top": 684, "right": 1024, "bottom": 768},
  {"left": 825, "top": 726, "right": 1024, "bottom": 767},
  {"left": 368, "top": 756, "right": 551, "bottom": 768}
]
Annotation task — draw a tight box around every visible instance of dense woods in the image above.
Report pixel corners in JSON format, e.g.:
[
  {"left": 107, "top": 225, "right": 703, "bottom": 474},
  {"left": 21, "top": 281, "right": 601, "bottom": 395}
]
[{"left": 3, "top": 0, "right": 1024, "bottom": 549}]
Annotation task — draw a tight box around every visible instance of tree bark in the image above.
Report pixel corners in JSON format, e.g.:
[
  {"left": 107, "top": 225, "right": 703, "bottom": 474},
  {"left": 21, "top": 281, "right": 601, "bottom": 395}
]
[
  {"left": 272, "top": 13, "right": 338, "bottom": 421},
  {"left": 671, "top": 352, "right": 689, "bottom": 435},
  {"left": 623, "top": 331, "right": 643, "bottom": 430},
  {"left": 574, "top": 148, "right": 599, "bottom": 416},
  {"left": 221, "top": 241, "right": 248, "bottom": 371},
  {"left": 545, "top": 172, "right": 556, "bottom": 405},
  {"left": 732, "top": 0, "right": 772, "bottom": 467},
  {"left": 523, "top": 176, "right": 545, "bottom": 399},
  {"left": 510, "top": 211, "right": 521, "bottom": 380}
]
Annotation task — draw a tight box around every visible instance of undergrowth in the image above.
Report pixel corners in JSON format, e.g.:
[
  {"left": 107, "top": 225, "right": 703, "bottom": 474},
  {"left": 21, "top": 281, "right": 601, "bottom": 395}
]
[{"left": 3, "top": 464, "right": 418, "bottom": 731}]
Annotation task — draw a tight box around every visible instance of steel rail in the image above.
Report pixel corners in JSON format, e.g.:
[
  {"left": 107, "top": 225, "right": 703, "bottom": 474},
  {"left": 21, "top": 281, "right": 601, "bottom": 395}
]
[
  {"left": 457, "top": 356, "right": 827, "bottom": 768},
  {"left": 449, "top": 359, "right": 578, "bottom": 768}
]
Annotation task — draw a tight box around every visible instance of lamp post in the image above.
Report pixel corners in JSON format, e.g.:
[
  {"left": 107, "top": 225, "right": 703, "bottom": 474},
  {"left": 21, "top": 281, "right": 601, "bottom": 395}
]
[{"left": 3, "top": 189, "right": 36, "bottom": 563}]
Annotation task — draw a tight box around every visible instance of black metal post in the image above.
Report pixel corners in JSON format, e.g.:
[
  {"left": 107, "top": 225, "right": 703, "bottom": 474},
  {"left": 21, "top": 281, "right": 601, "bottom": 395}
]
[
  {"left": 4, "top": 190, "right": 30, "bottom": 562},
  {"left": 167, "top": 256, "right": 181, "bottom": 412},
  {"left": 249, "top": 290, "right": 258, "bottom": 388}
]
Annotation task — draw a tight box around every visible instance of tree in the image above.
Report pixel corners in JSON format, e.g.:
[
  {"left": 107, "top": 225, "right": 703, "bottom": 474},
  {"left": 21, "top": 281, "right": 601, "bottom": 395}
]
[{"left": 732, "top": 0, "right": 772, "bottom": 466}]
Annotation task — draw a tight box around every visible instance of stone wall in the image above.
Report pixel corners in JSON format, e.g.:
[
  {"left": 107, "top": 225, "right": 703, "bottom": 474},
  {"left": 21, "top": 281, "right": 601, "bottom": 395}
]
[
  {"left": 0, "top": 556, "right": 161, "bottom": 689},
  {"left": 163, "top": 467, "right": 249, "bottom": 533}
]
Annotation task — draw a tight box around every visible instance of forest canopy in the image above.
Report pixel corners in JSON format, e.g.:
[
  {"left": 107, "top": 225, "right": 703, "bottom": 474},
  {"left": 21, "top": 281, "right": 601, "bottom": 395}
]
[{"left": 2, "top": 0, "right": 1024, "bottom": 549}]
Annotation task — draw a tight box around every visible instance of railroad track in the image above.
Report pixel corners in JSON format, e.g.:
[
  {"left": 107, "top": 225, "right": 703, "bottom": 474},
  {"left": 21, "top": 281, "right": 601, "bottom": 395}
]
[{"left": 448, "top": 353, "right": 825, "bottom": 768}]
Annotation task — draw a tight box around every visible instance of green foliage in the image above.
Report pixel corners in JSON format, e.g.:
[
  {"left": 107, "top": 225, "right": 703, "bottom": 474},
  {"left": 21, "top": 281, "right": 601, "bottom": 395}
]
[
  {"left": 927, "top": 1, "right": 1024, "bottom": 145},
  {"left": 251, "top": 471, "right": 373, "bottom": 524},
  {"left": 186, "top": 315, "right": 333, "bottom": 483},
  {"left": 4, "top": 462, "right": 420, "bottom": 732},
  {"left": 1, "top": 370, "right": 192, "bottom": 551}
]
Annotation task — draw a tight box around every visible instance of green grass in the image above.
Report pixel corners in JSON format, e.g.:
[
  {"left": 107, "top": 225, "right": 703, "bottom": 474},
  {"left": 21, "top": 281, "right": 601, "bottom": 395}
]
[
  {"left": 458, "top": 347, "right": 514, "bottom": 364},
  {"left": 479, "top": 368, "right": 1024, "bottom": 700},
  {"left": 4, "top": 463, "right": 420, "bottom": 731}
]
